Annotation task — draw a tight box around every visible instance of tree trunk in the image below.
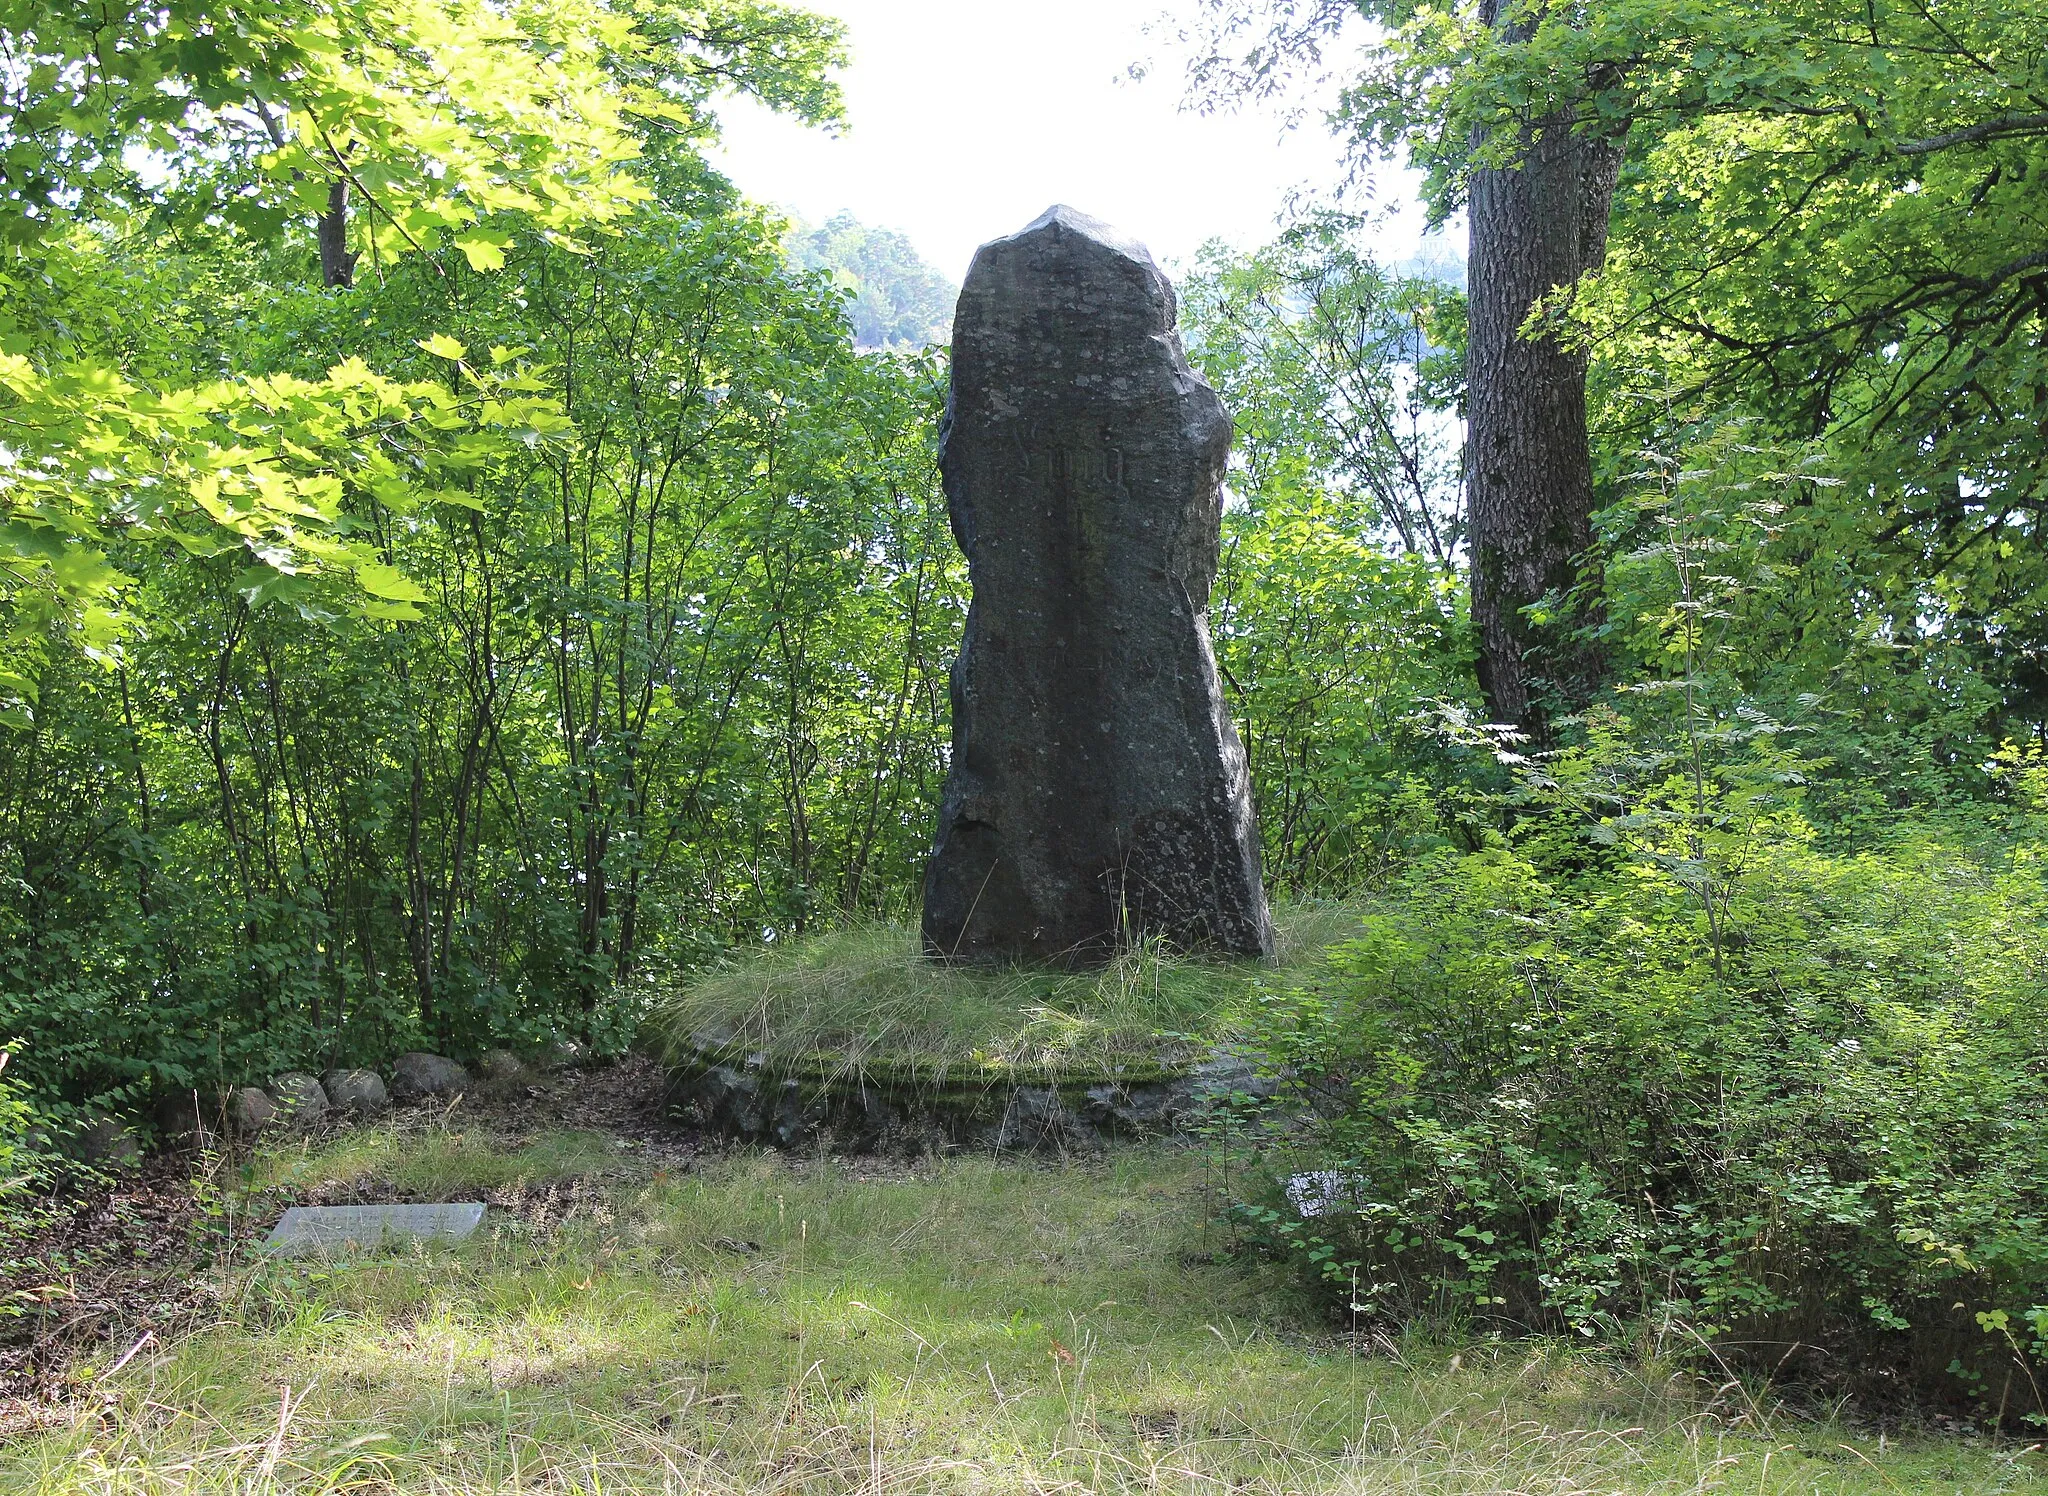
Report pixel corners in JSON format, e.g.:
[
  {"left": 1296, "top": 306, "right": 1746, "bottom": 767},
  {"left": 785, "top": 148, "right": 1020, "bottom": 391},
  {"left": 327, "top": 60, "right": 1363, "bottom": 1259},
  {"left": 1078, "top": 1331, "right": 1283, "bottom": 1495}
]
[
  {"left": 318, "top": 179, "right": 358, "bottom": 289},
  {"left": 1466, "top": 75, "right": 1622, "bottom": 728}
]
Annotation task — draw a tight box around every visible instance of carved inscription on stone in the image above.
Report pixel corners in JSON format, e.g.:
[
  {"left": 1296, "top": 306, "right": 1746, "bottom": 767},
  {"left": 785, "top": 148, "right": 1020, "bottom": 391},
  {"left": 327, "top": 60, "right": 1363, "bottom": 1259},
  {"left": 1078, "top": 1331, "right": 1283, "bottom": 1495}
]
[{"left": 922, "top": 205, "right": 1275, "bottom": 965}]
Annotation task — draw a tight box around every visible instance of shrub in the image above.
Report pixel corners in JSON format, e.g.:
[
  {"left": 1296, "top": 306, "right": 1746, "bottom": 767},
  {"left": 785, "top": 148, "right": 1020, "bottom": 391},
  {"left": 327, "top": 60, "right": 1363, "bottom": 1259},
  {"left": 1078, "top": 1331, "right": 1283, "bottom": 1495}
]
[
  {"left": 1233, "top": 834, "right": 2048, "bottom": 1420},
  {"left": 0, "top": 1052, "right": 52, "bottom": 1300}
]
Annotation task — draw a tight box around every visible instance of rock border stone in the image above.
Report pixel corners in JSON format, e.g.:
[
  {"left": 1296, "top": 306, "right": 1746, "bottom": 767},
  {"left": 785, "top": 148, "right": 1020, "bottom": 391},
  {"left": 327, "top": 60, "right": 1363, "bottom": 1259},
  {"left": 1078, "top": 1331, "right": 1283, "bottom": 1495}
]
[
  {"left": 321, "top": 1067, "right": 390, "bottom": 1117},
  {"left": 269, "top": 1072, "right": 331, "bottom": 1128},
  {"left": 389, "top": 1052, "right": 471, "bottom": 1102}
]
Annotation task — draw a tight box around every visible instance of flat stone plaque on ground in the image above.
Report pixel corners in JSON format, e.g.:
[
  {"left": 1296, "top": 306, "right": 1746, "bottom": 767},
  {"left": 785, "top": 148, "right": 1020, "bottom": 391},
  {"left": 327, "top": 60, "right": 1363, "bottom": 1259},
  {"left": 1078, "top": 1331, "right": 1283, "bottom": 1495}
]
[{"left": 264, "top": 1203, "right": 486, "bottom": 1255}]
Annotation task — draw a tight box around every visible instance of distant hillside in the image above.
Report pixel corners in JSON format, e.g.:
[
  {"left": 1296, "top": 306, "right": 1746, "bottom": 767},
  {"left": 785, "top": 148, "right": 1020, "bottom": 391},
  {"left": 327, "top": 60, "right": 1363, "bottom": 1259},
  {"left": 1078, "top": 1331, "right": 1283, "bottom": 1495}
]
[{"left": 786, "top": 212, "right": 957, "bottom": 349}]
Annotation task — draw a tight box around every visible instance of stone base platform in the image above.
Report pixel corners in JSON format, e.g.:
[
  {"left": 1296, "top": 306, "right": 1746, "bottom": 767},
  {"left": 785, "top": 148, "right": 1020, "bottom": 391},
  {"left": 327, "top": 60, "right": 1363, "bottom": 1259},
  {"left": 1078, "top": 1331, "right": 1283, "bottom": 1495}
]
[{"left": 663, "top": 1047, "right": 1276, "bottom": 1154}]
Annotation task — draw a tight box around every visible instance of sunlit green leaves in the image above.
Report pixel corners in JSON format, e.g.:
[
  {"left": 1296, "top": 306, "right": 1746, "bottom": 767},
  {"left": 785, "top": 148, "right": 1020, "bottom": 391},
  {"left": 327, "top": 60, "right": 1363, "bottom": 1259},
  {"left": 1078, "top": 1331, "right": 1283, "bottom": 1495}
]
[
  {"left": 0, "top": 0, "right": 849, "bottom": 719},
  {"left": 0, "top": 0, "right": 845, "bottom": 259},
  {"left": 0, "top": 276, "right": 578, "bottom": 717},
  {"left": 1182, "top": 211, "right": 1464, "bottom": 567},
  {"left": 454, "top": 234, "right": 510, "bottom": 273},
  {"left": 1179, "top": 217, "right": 1475, "bottom": 889},
  {"left": 1195, "top": 0, "right": 2048, "bottom": 746}
]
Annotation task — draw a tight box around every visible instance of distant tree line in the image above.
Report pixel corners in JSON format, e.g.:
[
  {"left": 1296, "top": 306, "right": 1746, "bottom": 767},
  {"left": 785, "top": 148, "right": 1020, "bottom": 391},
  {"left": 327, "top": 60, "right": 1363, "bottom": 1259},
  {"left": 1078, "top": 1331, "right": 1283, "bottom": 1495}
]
[{"left": 786, "top": 213, "right": 958, "bottom": 350}]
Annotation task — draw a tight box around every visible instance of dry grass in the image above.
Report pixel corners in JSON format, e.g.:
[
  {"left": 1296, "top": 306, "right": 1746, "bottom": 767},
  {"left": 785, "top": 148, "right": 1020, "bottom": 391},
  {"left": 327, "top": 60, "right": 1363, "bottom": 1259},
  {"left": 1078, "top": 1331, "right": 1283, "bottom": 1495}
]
[{"left": 3, "top": 1129, "right": 2035, "bottom": 1494}]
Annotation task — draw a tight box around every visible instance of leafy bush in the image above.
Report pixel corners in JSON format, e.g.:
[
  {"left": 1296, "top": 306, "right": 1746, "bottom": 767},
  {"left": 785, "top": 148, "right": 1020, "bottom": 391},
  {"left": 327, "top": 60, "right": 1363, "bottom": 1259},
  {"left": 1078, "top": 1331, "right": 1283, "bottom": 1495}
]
[
  {"left": 0, "top": 1053, "right": 52, "bottom": 1301},
  {"left": 1234, "top": 833, "right": 2048, "bottom": 1419}
]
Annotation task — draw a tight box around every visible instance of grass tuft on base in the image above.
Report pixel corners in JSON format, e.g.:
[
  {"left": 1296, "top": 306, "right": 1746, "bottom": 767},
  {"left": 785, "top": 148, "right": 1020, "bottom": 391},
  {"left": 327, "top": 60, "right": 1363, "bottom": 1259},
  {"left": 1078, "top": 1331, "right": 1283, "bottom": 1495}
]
[{"left": 641, "top": 904, "right": 1363, "bottom": 1092}]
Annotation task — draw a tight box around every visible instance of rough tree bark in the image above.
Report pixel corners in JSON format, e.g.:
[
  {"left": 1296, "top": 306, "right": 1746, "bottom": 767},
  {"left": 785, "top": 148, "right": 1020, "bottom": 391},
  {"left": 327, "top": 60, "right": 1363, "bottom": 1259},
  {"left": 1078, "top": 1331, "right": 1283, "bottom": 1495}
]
[
  {"left": 1466, "top": 7, "right": 1623, "bottom": 728},
  {"left": 318, "top": 179, "right": 358, "bottom": 289}
]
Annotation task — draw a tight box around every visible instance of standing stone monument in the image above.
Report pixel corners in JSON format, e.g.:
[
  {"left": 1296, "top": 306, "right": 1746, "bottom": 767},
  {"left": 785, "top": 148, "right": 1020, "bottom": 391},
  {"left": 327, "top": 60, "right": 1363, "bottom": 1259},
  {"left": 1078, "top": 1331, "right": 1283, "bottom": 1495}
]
[{"left": 922, "top": 205, "right": 1275, "bottom": 965}]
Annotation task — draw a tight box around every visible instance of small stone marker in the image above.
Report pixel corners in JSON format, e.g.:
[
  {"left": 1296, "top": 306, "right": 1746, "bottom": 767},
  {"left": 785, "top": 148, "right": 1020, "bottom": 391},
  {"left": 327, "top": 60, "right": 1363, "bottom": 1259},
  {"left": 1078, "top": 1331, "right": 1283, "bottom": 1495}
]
[
  {"left": 475, "top": 1048, "right": 527, "bottom": 1085},
  {"left": 264, "top": 1202, "right": 485, "bottom": 1255},
  {"left": 922, "top": 205, "right": 1275, "bottom": 965}
]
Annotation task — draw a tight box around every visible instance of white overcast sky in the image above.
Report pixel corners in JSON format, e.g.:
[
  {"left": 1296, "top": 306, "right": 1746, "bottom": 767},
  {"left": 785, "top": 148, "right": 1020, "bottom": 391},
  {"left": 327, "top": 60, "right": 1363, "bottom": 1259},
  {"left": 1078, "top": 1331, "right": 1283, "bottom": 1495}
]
[{"left": 707, "top": 0, "right": 1434, "bottom": 285}]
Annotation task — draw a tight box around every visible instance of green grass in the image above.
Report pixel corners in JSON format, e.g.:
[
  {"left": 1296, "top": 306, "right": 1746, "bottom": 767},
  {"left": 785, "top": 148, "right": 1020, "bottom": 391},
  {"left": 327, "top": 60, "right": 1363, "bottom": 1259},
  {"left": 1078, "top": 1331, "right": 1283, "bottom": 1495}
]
[
  {"left": 5, "top": 1124, "right": 2040, "bottom": 1494},
  {"left": 642, "top": 904, "right": 1364, "bottom": 1093},
  {"left": 247, "top": 1123, "right": 634, "bottom": 1198}
]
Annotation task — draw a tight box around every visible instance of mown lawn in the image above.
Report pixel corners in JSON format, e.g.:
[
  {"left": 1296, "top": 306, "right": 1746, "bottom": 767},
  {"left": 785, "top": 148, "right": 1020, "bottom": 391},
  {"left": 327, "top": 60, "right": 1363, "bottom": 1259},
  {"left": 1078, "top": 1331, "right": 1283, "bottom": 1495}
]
[{"left": 5, "top": 1126, "right": 2040, "bottom": 1494}]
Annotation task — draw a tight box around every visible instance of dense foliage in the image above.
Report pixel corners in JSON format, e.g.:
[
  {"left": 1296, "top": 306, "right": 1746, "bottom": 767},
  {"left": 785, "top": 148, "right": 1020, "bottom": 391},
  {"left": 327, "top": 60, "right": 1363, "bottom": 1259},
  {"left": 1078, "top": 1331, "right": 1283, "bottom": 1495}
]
[
  {"left": 1235, "top": 800, "right": 2048, "bottom": 1417},
  {"left": 0, "top": 0, "right": 949, "bottom": 1114},
  {"left": 0, "top": 0, "right": 847, "bottom": 696},
  {"left": 3, "top": 203, "right": 964, "bottom": 1106},
  {"left": 1181, "top": 218, "right": 1475, "bottom": 891},
  {"left": 1167, "top": 0, "right": 2048, "bottom": 1413},
  {"left": 5, "top": 0, "right": 2047, "bottom": 1419},
  {"left": 0, "top": 5, "right": 1432, "bottom": 1122}
]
